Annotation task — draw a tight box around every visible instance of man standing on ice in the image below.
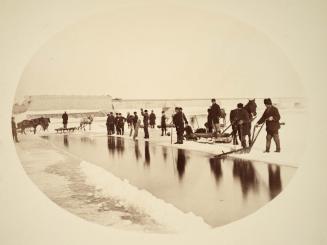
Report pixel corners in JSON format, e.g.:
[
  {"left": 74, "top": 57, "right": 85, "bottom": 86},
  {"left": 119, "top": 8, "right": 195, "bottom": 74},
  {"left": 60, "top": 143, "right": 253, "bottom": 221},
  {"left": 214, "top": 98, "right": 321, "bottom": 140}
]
[
  {"left": 256, "top": 98, "right": 281, "bottom": 153},
  {"left": 173, "top": 107, "right": 188, "bottom": 144},
  {"left": 149, "top": 110, "right": 156, "bottom": 128},
  {"left": 210, "top": 98, "right": 221, "bottom": 136},
  {"left": 62, "top": 111, "right": 68, "bottom": 129},
  {"left": 141, "top": 108, "right": 150, "bottom": 139},
  {"left": 11, "top": 116, "right": 19, "bottom": 143},
  {"left": 161, "top": 111, "right": 167, "bottom": 136},
  {"left": 236, "top": 103, "right": 250, "bottom": 148},
  {"left": 106, "top": 112, "right": 115, "bottom": 135},
  {"left": 229, "top": 106, "right": 239, "bottom": 145}
]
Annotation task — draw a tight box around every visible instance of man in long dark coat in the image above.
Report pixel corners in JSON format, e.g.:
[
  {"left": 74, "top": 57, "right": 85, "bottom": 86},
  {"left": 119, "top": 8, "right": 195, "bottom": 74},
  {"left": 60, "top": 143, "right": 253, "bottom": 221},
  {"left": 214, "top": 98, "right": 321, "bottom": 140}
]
[
  {"left": 62, "top": 111, "right": 68, "bottom": 129},
  {"left": 149, "top": 110, "right": 156, "bottom": 128},
  {"left": 207, "top": 108, "right": 213, "bottom": 133},
  {"left": 114, "top": 113, "right": 119, "bottom": 134},
  {"left": 172, "top": 107, "right": 188, "bottom": 144},
  {"left": 118, "top": 113, "right": 125, "bottom": 135},
  {"left": 11, "top": 117, "right": 19, "bottom": 143},
  {"left": 161, "top": 111, "right": 167, "bottom": 136},
  {"left": 256, "top": 98, "right": 281, "bottom": 152},
  {"left": 141, "top": 109, "right": 149, "bottom": 139},
  {"left": 133, "top": 112, "right": 138, "bottom": 128},
  {"left": 106, "top": 112, "right": 115, "bottom": 135}
]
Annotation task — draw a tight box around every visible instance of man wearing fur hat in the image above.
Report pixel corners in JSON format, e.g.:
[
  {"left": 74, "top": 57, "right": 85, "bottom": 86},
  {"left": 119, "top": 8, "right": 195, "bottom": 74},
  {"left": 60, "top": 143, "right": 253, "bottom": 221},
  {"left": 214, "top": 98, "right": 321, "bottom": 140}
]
[{"left": 256, "top": 98, "right": 281, "bottom": 152}]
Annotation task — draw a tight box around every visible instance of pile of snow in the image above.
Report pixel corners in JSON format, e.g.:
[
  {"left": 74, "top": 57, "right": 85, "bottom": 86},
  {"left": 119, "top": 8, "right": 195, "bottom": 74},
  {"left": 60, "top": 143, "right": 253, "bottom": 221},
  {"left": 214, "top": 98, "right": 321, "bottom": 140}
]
[{"left": 80, "top": 161, "right": 210, "bottom": 233}]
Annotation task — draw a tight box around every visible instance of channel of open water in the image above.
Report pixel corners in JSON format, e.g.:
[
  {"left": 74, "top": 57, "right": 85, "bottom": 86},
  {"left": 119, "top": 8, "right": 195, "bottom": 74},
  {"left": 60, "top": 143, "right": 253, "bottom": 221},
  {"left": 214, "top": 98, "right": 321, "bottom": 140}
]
[{"left": 42, "top": 134, "right": 296, "bottom": 227}]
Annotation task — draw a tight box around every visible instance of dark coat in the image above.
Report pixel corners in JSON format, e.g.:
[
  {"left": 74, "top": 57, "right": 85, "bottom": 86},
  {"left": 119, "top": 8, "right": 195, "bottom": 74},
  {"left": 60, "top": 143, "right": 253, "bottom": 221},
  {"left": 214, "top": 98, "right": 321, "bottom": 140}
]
[
  {"left": 127, "top": 115, "right": 133, "bottom": 124},
  {"left": 106, "top": 115, "right": 115, "bottom": 125},
  {"left": 161, "top": 115, "right": 166, "bottom": 126},
  {"left": 173, "top": 111, "right": 188, "bottom": 128},
  {"left": 118, "top": 117, "right": 125, "bottom": 127},
  {"left": 133, "top": 114, "right": 138, "bottom": 125},
  {"left": 114, "top": 116, "right": 119, "bottom": 126},
  {"left": 238, "top": 108, "right": 250, "bottom": 135},
  {"left": 230, "top": 108, "right": 250, "bottom": 134},
  {"left": 184, "top": 125, "right": 193, "bottom": 135},
  {"left": 141, "top": 111, "right": 149, "bottom": 127},
  {"left": 62, "top": 113, "right": 68, "bottom": 124},
  {"left": 11, "top": 120, "right": 17, "bottom": 132},
  {"left": 149, "top": 113, "right": 156, "bottom": 124},
  {"left": 230, "top": 108, "right": 249, "bottom": 123},
  {"left": 210, "top": 103, "right": 221, "bottom": 123},
  {"left": 257, "top": 106, "right": 281, "bottom": 133},
  {"left": 229, "top": 109, "right": 238, "bottom": 123}
]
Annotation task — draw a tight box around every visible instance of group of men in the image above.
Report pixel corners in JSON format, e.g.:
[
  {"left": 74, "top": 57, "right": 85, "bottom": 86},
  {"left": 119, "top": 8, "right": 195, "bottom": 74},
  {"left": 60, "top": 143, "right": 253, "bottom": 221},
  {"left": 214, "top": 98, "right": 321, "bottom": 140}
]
[
  {"left": 106, "top": 112, "right": 129, "bottom": 135},
  {"left": 228, "top": 98, "right": 281, "bottom": 152},
  {"left": 13, "top": 98, "right": 282, "bottom": 153}
]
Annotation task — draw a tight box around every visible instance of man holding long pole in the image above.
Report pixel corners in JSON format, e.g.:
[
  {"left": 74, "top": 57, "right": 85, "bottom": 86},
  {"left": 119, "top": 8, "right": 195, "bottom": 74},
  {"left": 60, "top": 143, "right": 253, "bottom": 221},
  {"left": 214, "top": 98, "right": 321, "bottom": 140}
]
[{"left": 256, "top": 98, "right": 281, "bottom": 153}]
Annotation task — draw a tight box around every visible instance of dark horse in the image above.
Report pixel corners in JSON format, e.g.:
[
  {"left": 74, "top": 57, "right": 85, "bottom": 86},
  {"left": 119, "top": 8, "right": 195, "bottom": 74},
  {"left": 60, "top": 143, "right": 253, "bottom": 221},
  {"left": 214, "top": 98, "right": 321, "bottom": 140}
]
[
  {"left": 17, "top": 117, "right": 50, "bottom": 134},
  {"left": 243, "top": 99, "right": 257, "bottom": 146}
]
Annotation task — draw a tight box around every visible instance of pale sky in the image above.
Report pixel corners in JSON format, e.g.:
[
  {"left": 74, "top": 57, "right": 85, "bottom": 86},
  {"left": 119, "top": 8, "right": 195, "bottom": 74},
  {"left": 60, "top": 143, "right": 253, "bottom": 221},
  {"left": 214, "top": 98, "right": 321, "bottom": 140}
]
[{"left": 15, "top": 5, "right": 303, "bottom": 101}]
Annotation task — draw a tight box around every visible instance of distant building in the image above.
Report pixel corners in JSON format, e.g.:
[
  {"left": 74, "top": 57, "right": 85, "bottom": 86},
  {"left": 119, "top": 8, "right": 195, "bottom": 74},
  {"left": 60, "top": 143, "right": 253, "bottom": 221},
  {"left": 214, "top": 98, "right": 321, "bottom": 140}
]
[{"left": 13, "top": 95, "right": 113, "bottom": 114}]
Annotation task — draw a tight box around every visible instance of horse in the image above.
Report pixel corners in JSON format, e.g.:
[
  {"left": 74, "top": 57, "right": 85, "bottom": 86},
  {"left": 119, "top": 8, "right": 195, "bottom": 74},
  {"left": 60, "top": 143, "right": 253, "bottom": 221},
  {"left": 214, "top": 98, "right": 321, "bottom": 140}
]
[
  {"left": 17, "top": 117, "right": 50, "bottom": 134},
  {"left": 79, "top": 115, "right": 93, "bottom": 130},
  {"left": 243, "top": 99, "right": 257, "bottom": 145},
  {"left": 220, "top": 108, "right": 227, "bottom": 126}
]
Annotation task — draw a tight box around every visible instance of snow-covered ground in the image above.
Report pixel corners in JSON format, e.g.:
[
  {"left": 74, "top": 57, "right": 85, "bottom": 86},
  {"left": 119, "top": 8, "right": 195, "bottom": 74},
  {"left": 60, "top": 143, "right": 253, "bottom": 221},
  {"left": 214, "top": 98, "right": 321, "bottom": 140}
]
[{"left": 16, "top": 135, "right": 212, "bottom": 233}]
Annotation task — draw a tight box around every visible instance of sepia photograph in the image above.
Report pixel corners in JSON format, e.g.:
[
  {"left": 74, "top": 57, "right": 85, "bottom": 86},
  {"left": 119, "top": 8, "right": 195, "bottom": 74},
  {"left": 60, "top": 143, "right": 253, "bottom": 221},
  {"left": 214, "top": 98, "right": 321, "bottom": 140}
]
[{"left": 1, "top": 0, "right": 326, "bottom": 244}]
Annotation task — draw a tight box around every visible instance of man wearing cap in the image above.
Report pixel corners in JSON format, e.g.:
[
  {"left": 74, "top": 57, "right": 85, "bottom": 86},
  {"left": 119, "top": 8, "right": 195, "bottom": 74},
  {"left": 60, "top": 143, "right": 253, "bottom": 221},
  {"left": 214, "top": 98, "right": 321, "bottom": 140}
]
[{"left": 256, "top": 98, "right": 281, "bottom": 152}]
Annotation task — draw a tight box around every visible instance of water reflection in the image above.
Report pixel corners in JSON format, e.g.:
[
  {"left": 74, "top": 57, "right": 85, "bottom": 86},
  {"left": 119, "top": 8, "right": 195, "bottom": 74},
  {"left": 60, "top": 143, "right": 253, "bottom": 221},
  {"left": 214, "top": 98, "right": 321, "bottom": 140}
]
[
  {"left": 233, "top": 158, "right": 259, "bottom": 198},
  {"left": 107, "top": 136, "right": 116, "bottom": 154},
  {"left": 43, "top": 134, "right": 296, "bottom": 227},
  {"left": 116, "top": 137, "right": 125, "bottom": 154},
  {"left": 176, "top": 149, "right": 187, "bottom": 180},
  {"left": 134, "top": 140, "right": 142, "bottom": 161},
  {"left": 144, "top": 141, "right": 151, "bottom": 166},
  {"left": 63, "top": 135, "right": 69, "bottom": 148},
  {"left": 268, "top": 164, "right": 282, "bottom": 199},
  {"left": 209, "top": 157, "right": 223, "bottom": 185},
  {"left": 162, "top": 147, "right": 168, "bottom": 162},
  {"left": 81, "top": 136, "right": 95, "bottom": 145}
]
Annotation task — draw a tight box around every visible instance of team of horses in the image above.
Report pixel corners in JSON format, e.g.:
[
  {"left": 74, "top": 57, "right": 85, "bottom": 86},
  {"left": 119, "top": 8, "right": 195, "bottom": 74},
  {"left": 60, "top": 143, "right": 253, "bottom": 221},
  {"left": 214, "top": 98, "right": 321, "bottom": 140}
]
[
  {"left": 17, "top": 117, "right": 51, "bottom": 134},
  {"left": 16, "top": 115, "right": 94, "bottom": 134}
]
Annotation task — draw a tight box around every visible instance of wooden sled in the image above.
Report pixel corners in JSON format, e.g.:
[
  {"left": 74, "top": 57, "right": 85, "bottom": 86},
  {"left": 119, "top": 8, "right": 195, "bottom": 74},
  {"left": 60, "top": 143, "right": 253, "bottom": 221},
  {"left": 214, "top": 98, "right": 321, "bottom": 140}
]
[{"left": 55, "top": 127, "right": 78, "bottom": 133}]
